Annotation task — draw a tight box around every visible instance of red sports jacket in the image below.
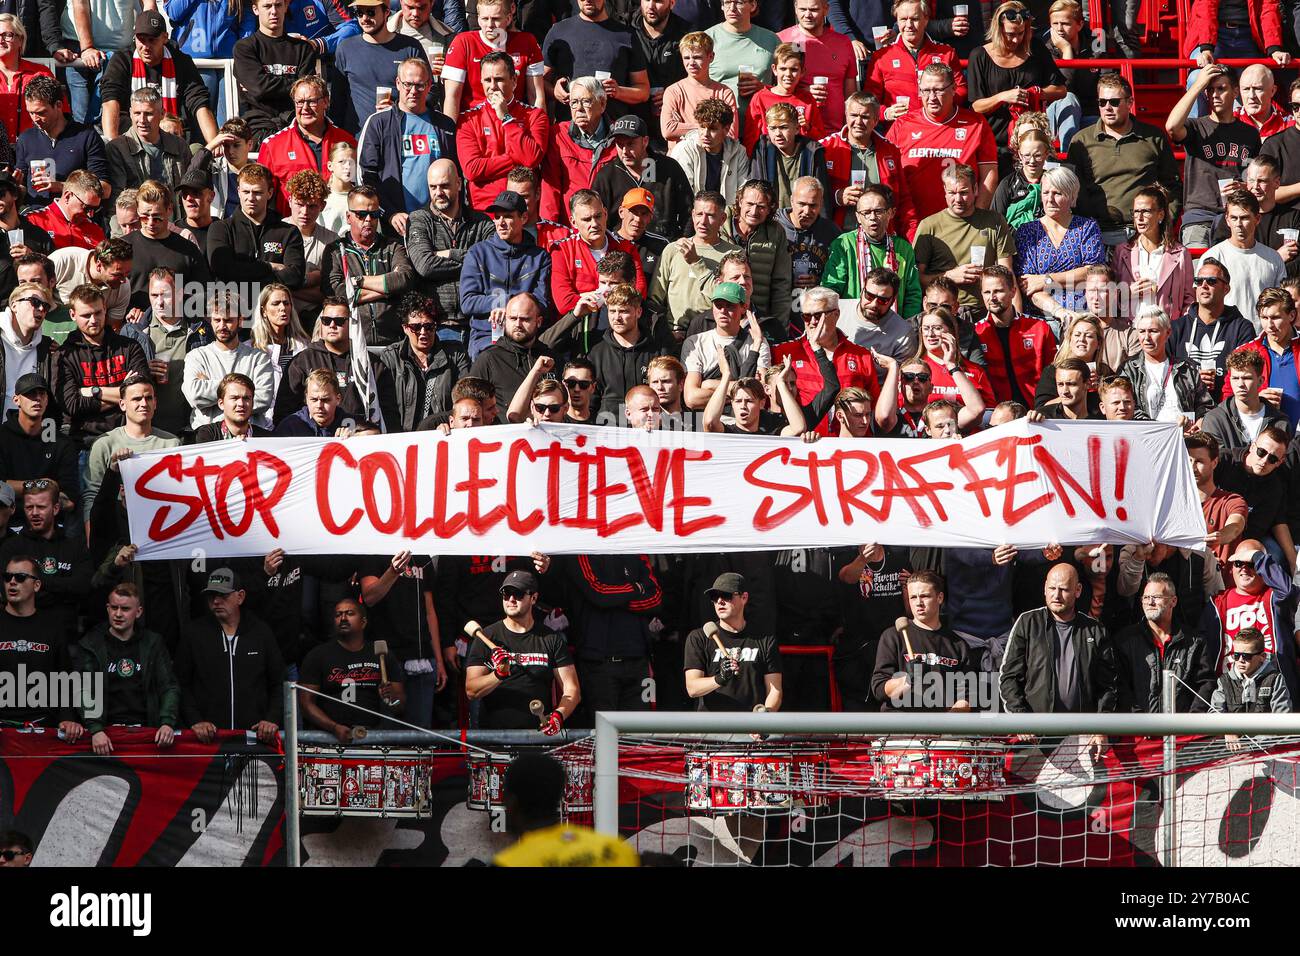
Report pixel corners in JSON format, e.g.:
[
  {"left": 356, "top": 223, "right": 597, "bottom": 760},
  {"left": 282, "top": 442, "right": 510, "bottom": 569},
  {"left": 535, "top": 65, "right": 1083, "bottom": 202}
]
[
  {"left": 456, "top": 99, "right": 550, "bottom": 212},
  {"left": 974, "top": 314, "right": 1056, "bottom": 404},
  {"left": 541, "top": 121, "right": 618, "bottom": 225},
  {"left": 1221, "top": 334, "right": 1300, "bottom": 400},
  {"left": 1184, "top": 0, "right": 1284, "bottom": 57},
  {"left": 258, "top": 120, "right": 357, "bottom": 214},
  {"left": 549, "top": 231, "right": 648, "bottom": 316},
  {"left": 864, "top": 38, "right": 967, "bottom": 109},
  {"left": 819, "top": 129, "right": 919, "bottom": 238}
]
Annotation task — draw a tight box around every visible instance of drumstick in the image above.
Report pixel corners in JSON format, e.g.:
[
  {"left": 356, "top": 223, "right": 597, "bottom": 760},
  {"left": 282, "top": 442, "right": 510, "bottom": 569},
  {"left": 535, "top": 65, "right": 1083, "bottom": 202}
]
[
  {"left": 895, "top": 616, "right": 914, "bottom": 659},
  {"left": 464, "top": 619, "right": 499, "bottom": 651},
  {"left": 530, "top": 699, "right": 546, "bottom": 728},
  {"left": 703, "top": 621, "right": 729, "bottom": 657},
  {"left": 350, "top": 726, "right": 368, "bottom": 741}
]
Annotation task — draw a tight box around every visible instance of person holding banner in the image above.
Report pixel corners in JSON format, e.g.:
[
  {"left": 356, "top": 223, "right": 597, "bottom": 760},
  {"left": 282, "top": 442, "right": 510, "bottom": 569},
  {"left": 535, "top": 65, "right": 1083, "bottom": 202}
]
[
  {"left": 913, "top": 306, "right": 994, "bottom": 425},
  {"left": 273, "top": 298, "right": 375, "bottom": 426},
  {"left": 192, "top": 375, "right": 274, "bottom": 444}
]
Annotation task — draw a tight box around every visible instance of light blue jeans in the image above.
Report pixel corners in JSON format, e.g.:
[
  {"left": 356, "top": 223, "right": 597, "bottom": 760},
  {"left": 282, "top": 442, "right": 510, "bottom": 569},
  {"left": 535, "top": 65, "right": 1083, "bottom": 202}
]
[
  {"left": 64, "top": 62, "right": 107, "bottom": 126},
  {"left": 1047, "top": 92, "right": 1084, "bottom": 152}
]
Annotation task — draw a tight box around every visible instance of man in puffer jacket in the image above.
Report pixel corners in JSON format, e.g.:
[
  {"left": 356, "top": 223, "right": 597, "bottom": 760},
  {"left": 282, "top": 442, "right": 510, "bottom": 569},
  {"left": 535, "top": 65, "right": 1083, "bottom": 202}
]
[
  {"left": 374, "top": 294, "right": 469, "bottom": 432},
  {"left": 721, "top": 179, "right": 793, "bottom": 325}
]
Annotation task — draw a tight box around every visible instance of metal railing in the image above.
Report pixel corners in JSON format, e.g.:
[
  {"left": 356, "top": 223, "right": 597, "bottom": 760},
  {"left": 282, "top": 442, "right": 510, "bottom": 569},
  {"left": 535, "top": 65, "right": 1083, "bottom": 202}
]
[{"left": 32, "top": 56, "right": 239, "bottom": 126}]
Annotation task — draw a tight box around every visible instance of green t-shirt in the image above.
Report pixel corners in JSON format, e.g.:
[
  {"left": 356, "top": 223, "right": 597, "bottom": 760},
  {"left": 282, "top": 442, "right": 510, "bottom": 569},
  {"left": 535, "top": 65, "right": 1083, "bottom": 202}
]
[
  {"left": 912, "top": 209, "right": 1016, "bottom": 309},
  {"left": 704, "top": 24, "right": 781, "bottom": 137}
]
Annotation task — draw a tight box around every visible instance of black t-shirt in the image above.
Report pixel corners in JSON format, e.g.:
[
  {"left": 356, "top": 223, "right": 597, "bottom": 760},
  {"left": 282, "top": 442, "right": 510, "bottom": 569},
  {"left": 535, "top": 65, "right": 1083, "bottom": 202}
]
[
  {"left": 870, "top": 621, "right": 973, "bottom": 711},
  {"left": 103, "top": 633, "right": 149, "bottom": 726},
  {"left": 965, "top": 41, "right": 1066, "bottom": 148},
  {"left": 704, "top": 151, "right": 722, "bottom": 194},
  {"left": 125, "top": 231, "right": 211, "bottom": 310},
  {"left": 830, "top": 546, "right": 912, "bottom": 659},
  {"left": 1260, "top": 127, "right": 1300, "bottom": 212},
  {"left": 1179, "top": 117, "right": 1260, "bottom": 221},
  {"left": 993, "top": 324, "right": 1026, "bottom": 404},
  {"left": 683, "top": 625, "right": 782, "bottom": 711},
  {"left": 0, "top": 610, "right": 71, "bottom": 723},
  {"left": 1215, "top": 448, "right": 1287, "bottom": 541},
  {"left": 542, "top": 17, "right": 648, "bottom": 120},
  {"left": 360, "top": 556, "right": 436, "bottom": 663},
  {"left": 465, "top": 620, "right": 572, "bottom": 729},
  {"left": 886, "top": 408, "right": 928, "bottom": 438},
  {"left": 723, "top": 410, "right": 786, "bottom": 435},
  {"left": 299, "top": 639, "right": 400, "bottom": 728}
]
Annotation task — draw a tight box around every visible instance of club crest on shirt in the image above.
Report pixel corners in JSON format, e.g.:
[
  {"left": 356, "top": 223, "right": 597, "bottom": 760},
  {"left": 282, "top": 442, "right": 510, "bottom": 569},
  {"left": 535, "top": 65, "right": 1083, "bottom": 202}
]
[
  {"left": 1022, "top": 336, "right": 1035, "bottom": 349},
  {"left": 955, "top": 128, "right": 967, "bottom": 140}
]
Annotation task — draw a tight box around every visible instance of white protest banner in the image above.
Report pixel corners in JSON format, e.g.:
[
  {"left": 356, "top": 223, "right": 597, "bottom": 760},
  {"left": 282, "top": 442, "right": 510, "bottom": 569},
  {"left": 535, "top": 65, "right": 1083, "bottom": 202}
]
[{"left": 119, "top": 419, "right": 1207, "bottom": 560}]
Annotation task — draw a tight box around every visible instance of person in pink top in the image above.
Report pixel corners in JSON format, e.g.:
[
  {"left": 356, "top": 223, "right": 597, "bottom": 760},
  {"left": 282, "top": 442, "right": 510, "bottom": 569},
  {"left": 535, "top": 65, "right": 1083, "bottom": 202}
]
[
  {"left": 661, "top": 31, "right": 739, "bottom": 147},
  {"left": 742, "top": 43, "right": 825, "bottom": 153},
  {"left": 777, "top": 0, "right": 857, "bottom": 131}
]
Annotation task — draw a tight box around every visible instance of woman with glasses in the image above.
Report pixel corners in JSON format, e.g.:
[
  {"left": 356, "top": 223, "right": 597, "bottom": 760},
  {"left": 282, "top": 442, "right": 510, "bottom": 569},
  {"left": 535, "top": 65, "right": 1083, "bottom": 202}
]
[
  {"left": 967, "top": 0, "right": 1076, "bottom": 175},
  {"left": 0, "top": 13, "right": 52, "bottom": 143},
  {"left": 911, "top": 306, "right": 993, "bottom": 428},
  {"left": 1013, "top": 164, "right": 1105, "bottom": 323},
  {"left": 992, "top": 127, "right": 1050, "bottom": 229},
  {"left": 252, "top": 283, "right": 311, "bottom": 422},
  {"left": 1033, "top": 312, "right": 1112, "bottom": 409},
  {"left": 1114, "top": 185, "right": 1194, "bottom": 322}
]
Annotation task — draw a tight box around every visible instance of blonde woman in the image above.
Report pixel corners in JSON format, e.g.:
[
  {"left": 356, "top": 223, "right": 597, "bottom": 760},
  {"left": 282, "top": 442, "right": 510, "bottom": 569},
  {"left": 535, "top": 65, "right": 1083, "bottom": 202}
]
[
  {"left": 992, "top": 127, "right": 1051, "bottom": 228},
  {"left": 967, "top": 0, "right": 1077, "bottom": 159},
  {"left": 0, "top": 13, "right": 52, "bottom": 140},
  {"left": 1034, "top": 313, "right": 1114, "bottom": 408},
  {"left": 252, "top": 282, "right": 311, "bottom": 418}
]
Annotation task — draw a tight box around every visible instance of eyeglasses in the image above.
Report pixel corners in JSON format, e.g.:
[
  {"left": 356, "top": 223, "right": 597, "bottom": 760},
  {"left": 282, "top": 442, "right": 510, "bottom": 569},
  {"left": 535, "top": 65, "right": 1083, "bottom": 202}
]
[
  {"left": 1001, "top": 9, "right": 1031, "bottom": 21},
  {"left": 858, "top": 207, "right": 891, "bottom": 217},
  {"left": 23, "top": 479, "right": 51, "bottom": 491},
  {"left": 501, "top": 588, "right": 529, "bottom": 600},
  {"left": 1097, "top": 96, "right": 1128, "bottom": 107},
  {"left": 1191, "top": 276, "right": 1223, "bottom": 286},
  {"left": 17, "top": 296, "right": 49, "bottom": 310},
  {"left": 1229, "top": 651, "right": 1264, "bottom": 661},
  {"left": 2, "top": 571, "right": 35, "bottom": 583},
  {"left": 1253, "top": 446, "right": 1281, "bottom": 465},
  {"left": 901, "top": 371, "right": 932, "bottom": 383},
  {"left": 860, "top": 289, "right": 895, "bottom": 304},
  {"left": 405, "top": 322, "right": 436, "bottom": 333},
  {"left": 918, "top": 85, "right": 952, "bottom": 96},
  {"left": 293, "top": 97, "right": 325, "bottom": 108},
  {"left": 349, "top": 208, "right": 382, "bottom": 219},
  {"left": 319, "top": 315, "right": 348, "bottom": 327},
  {"left": 563, "top": 378, "right": 594, "bottom": 390},
  {"left": 533, "top": 402, "right": 563, "bottom": 414},
  {"left": 0, "top": 32, "right": 18, "bottom": 42},
  {"left": 397, "top": 80, "right": 430, "bottom": 91},
  {"left": 0, "top": 849, "right": 28, "bottom": 861}
]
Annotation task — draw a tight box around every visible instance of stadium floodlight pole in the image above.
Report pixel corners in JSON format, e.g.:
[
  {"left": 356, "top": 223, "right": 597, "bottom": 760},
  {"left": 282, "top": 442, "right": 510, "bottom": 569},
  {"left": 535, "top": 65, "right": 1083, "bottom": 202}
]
[
  {"left": 1161, "top": 671, "right": 1178, "bottom": 869},
  {"left": 593, "top": 711, "right": 1300, "bottom": 838},
  {"left": 286, "top": 681, "right": 301, "bottom": 869}
]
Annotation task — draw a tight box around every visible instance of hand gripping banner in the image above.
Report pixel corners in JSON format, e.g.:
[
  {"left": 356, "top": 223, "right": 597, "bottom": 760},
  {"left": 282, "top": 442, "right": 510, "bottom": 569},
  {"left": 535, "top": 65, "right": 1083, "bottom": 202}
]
[{"left": 119, "top": 419, "right": 1208, "bottom": 560}]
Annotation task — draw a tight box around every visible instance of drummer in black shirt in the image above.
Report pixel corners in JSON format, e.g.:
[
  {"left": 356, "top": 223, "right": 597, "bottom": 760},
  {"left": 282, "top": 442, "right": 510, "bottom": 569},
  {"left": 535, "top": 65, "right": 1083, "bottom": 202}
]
[
  {"left": 871, "top": 570, "right": 974, "bottom": 712},
  {"left": 466, "top": 570, "right": 580, "bottom": 734},
  {"left": 684, "top": 572, "right": 783, "bottom": 712},
  {"left": 299, "top": 598, "right": 406, "bottom": 743}
]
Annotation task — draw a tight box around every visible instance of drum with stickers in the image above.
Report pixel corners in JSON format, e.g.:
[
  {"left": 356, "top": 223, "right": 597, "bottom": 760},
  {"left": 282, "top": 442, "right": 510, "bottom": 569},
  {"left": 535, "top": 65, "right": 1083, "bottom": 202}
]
[
  {"left": 855, "top": 738, "right": 1008, "bottom": 799},
  {"left": 299, "top": 748, "right": 433, "bottom": 816},
  {"left": 466, "top": 753, "right": 513, "bottom": 811},
  {"left": 685, "top": 749, "right": 829, "bottom": 811}
]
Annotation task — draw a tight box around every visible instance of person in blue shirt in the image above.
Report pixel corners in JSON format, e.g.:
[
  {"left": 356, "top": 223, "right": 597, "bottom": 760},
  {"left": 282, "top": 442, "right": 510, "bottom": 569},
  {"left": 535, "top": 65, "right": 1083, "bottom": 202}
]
[
  {"left": 332, "top": 0, "right": 428, "bottom": 133},
  {"left": 162, "top": 0, "right": 259, "bottom": 125},
  {"left": 288, "top": 0, "right": 360, "bottom": 54},
  {"left": 357, "top": 56, "right": 456, "bottom": 238}
]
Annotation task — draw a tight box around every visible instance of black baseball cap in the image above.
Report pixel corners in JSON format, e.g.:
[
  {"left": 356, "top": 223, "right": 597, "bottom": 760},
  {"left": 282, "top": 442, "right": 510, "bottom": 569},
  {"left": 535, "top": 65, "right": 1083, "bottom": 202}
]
[
  {"left": 499, "top": 569, "right": 539, "bottom": 594},
  {"left": 487, "top": 190, "right": 527, "bottom": 215},
  {"left": 705, "top": 572, "right": 748, "bottom": 599},
  {"left": 203, "top": 567, "right": 242, "bottom": 595},
  {"left": 177, "top": 168, "right": 213, "bottom": 194},
  {"left": 611, "top": 115, "right": 648, "bottom": 138},
  {"left": 13, "top": 373, "right": 49, "bottom": 397},
  {"left": 135, "top": 10, "right": 166, "bottom": 37}
]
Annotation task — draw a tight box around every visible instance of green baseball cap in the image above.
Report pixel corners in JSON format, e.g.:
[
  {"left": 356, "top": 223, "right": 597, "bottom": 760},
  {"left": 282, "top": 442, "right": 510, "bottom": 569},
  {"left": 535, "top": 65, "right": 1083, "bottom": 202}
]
[{"left": 711, "top": 281, "right": 747, "bottom": 305}]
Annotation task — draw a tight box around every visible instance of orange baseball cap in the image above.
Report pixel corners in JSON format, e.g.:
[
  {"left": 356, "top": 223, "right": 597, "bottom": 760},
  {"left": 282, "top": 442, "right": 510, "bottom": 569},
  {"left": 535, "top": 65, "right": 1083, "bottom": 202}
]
[{"left": 621, "top": 187, "right": 655, "bottom": 212}]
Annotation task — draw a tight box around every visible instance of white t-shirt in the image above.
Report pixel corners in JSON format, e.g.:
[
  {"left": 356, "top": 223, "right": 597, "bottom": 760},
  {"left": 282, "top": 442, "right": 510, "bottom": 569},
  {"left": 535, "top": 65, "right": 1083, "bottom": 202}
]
[
  {"left": 1144, "top": 359, "right": 1185, "bottom": 422},
  {"left": 1238, "top": 402, "right": 1267, "bottom": 441},
  {"left": 681, "top": 328, "right": 772, "bottom": 378},
  {"left": 1197, "top": 242, "right": 1287, "bottom": 332}
]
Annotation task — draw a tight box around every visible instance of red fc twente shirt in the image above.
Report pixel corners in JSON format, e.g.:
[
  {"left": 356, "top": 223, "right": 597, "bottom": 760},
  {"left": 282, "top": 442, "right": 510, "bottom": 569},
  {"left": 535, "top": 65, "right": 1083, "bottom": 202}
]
[{"left": 885, "top": 107, "right": 998, "bottom": 221}]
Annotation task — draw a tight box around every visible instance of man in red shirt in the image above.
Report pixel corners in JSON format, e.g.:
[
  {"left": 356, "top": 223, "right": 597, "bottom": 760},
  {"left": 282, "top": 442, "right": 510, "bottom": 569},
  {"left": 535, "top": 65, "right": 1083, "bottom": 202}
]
[
  {"left": 820, "top": 92, "right": 916, "bottom": 235},
  {"left": 1186, "top": 432, "right": 1247, "bottom": 571},
  {"left": 973, "top": 266, "right": 1054, "bottom": 406},
  {"left": 26, "top": 170, "right": 105, "bottom": 250},
  {"left": 257, "top": 75, "right": 357, "bottom": 214},
  {"left": 885, "top": 62, "right": 998, "bottom": 221},
  {"left": 458, "top": 51, "right": 550, "bottom": 212},
  {"left": 771, "top": 286, "right": 898, "bottom": 435},
  {"left": 549, "top": 190, "right": 647, "bottom": 315},
  {"left": 440, "top": 0, "right": 545, "bottom": 117},
  {"left": 865, "top": 0, "right": 966, "bottom": 116},
  {"left": 1209, "top": 538, "right": 1298, "bottom": 685}
]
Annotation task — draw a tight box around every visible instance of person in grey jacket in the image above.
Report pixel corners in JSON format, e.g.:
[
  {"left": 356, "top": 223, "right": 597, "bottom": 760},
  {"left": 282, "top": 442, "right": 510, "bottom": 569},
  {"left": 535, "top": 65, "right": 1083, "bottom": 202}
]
[
  {"left": 1212, "top": 630, "right": 1292, "bottom": 755},
  {"left": 374, "top": 293, "right": 469, "bottom": 433},
  {"left": 105, "top": 88, "right": 190, "bottom": 198},
  {"left": 404, "top": 159, "right": 494, "bottom": 345},
  {"left": 182, "top": 298, "right": 274, "bottom": 429},
  {"left": 1199, "top": 348, "right": 1291, "bottom": 453}
]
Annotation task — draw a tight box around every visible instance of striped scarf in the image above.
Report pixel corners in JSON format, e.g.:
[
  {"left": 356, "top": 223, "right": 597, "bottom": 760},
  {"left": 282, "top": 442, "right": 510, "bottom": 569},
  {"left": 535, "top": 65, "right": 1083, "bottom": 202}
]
[{"left": 132, "top": 47, "right": 177, "bottom": 117}]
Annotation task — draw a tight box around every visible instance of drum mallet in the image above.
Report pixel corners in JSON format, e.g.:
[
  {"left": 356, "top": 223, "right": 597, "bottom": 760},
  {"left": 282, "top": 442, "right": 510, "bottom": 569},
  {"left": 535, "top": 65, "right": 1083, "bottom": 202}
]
[
  {"left": 464, "top": 620, "right": 499, "bottom": 650},
  {"left": 373, "top": 639, "right": 398, "bottom": 708},
  {"left": 350, "top": 726, "right": 368, "bottom": 742},
  {"left": 703, "top": 621, "right": 730, "bottom": 658},
  {"left": 529, "top": 699, "right": 547, "bottom": 730},
  {"left": 895, "top": 616, "right": 915, "bottom": 658}
]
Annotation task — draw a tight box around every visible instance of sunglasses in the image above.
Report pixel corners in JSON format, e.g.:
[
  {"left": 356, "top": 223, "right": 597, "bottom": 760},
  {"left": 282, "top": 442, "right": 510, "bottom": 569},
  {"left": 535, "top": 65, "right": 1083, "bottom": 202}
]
[
  {"left": 17, "top": 296, "right": 50, "bottom": 310},
  {"left": 319, "top": 316, "right": 348, "bottom": 327},
  {"left": 1192, "top": 276, "right": 1223, "bottom": 286},
  {"left": 501, "top": 588, "right": 530, "bottom": 600},
  {"left": 349, "top": 208, "right": 382, "bottom": 220},
  {"left": 563, "top": 378, "right": 594, "bottom": 390},
  {"left": 533, "top": 402, "right": 563, "bottom": 414},
  {"left": 23, "top": 478, "right": 52, "bottom": 491},
  {"left": 405, "top": 323, "right": 436, "bottom": 333},
  {"left": 860, "top": 289, "right": 895, "bottom": 304},
  {"left": 1291, "top": 102, "right": 1300, "bottom": 112},
  {"left": 901, "top": 371, "right": 932, "bottom": 383},
  {"left": 1229, "top": 560, "right": 1256, "bottom": 570},
  {"left": 1097, "top": 96, "right": 1127, "bottom": 107},
  {"left": 2, "top": 571, "right": 34, "bottom": 583},
  {"left": 1254, "top": 446, "right": 1281, "bottom": 465},
  {"left": 804, "top": 309, "right": 839, "bottom": 321},
  {"left": 0, "top": 849, "right": 27, "bottom": 861},
  {"left": 1229, "top": 651, "right": 1263, "bottom": 661},
  {"left": 1001, "top": 9, "right": 1031, "bottom": 21}
]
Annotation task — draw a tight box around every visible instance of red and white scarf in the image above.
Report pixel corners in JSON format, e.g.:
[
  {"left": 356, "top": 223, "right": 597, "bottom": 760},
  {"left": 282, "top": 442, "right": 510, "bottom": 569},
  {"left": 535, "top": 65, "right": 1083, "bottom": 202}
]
[
  {"left": 856, "top": 229, "right": 897, "bottom": 294},
  {"left": 132, "top": 47, "right": 177, "bottom": 117}
]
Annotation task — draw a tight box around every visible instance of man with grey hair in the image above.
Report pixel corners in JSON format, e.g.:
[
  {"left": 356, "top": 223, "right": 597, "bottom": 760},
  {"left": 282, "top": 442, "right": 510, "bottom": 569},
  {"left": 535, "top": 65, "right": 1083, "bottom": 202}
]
[
  {"left": 1121, "top": 304, "right": 1213, "bottom": 425},
  {"left": 776, "top": 176, "right": 840, "bottom": 324},
  {"left": 913, "top": 163, "right": 1016, "bottom": 313},
  {"left": 106, "top": 87, "right": 190, "bottom": 197},
  {"left": 542, "top": 75, "right": 615, "bottom": 223},
  {"left": 773, "top": 283, "right": 898, "bottom": 435}
]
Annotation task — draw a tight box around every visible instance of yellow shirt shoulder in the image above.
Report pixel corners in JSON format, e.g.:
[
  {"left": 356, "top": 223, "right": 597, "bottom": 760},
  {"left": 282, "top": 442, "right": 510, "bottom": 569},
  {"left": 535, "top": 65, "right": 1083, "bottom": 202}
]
[{"left": 493, "top": 824, "right": 640, "bottom": 868}]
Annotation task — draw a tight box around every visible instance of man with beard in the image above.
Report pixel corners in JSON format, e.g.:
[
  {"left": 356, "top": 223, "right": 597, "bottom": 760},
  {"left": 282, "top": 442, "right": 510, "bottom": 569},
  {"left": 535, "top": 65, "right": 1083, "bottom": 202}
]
[
  {"left": 1114, "top": 573, "right": 1217, "bottom": 712},
  {"left": 299, "top": 598, "right": 406, "bottom": 741},
  {"left": 467, "top": 292, "right": 559, "bottom": 421},
  {"left": 460, "top": 191, "right": 552, "bottom": 359}
]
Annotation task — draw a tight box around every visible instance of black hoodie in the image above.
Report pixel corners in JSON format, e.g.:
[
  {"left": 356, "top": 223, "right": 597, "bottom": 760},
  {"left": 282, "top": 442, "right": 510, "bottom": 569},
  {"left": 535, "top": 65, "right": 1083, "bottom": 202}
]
[
  {"left": 587, "top": 329, "right": 671, "bottom": 416},
  {"left": 467, "top": 335, "right": 559, "bottom": 421},
  {"left": 0, "top": 412, "right": 80, "bottom": 498},
  {"left": 207, "top": 207, "right": 307, "bottom": 288}
]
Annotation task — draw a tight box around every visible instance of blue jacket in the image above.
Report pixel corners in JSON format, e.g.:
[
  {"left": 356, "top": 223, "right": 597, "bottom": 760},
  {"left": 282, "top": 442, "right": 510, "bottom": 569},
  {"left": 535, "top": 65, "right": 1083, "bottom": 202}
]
[
  {"left": 827, "top": 0, "right": 888, "bottom": 43},
  {"left": 288, "top": 0, "right": 359, "bottom": 54},
  {"left": 459, "top": 234, "right": 553, "bottom": 324},
  {"left": 163, "top": 0, "right": 255, "bottom": 58},
  {"left": 357, "top": 105, "right": 457, "bottom": 221}
]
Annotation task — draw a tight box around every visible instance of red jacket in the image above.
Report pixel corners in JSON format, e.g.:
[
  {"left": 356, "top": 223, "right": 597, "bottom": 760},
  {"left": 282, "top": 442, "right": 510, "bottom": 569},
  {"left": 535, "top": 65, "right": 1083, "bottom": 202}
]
[
  {"left": 258, "top": 120, "right": 357, "bottom": 214},
  {"left": 1221, "top": 334, "right": 1300, "bottom": 400},
  {"left": 864, "top": 38, "right": 967, "bottom": 108},
  {"left": 771, "top": 335, "right": 879, "bottom": 435},
  {"left": 541, "top": 121, "right": 618, "bottom": 225},
  {"left": 819, "top": 129, "right": 919, "bottom": 238},
  {"left": 26, "top": 200, "right": 104, "bottom": 251},
  {"left": 549, "top": 231, "right": 647, "bottom": 316},
  {"left": 1184, "top": 0, "right": 1284, "bottom": 57},
  {"left": 457, "top": 99, "right": 550, "bottom": 212},
  {"left": 974, "top": 314, "right": 1056, "bottom": 404}
]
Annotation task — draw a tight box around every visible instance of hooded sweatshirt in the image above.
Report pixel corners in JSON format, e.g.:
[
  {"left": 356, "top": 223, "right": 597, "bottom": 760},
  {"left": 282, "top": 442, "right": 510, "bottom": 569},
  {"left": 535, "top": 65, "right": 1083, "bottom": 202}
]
[{"left": 1, "top": 316, "right": 41, "bottom": 415}]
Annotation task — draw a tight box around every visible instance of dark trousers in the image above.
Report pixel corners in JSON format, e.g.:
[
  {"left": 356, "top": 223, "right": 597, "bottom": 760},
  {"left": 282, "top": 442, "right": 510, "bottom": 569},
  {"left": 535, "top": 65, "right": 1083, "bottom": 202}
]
[{"left": 575, "top": 657, "right": 651, "bottom": 726}]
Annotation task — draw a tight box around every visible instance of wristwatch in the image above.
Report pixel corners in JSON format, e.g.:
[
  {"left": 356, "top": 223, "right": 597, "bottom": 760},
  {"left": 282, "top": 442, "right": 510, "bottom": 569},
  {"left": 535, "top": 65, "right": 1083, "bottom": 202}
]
[
  {"left": 90, "top": 386, "right": 102, "bottom": 401},
  {"left": 947, "top": 366, "right": 962, "bottom": 376}
]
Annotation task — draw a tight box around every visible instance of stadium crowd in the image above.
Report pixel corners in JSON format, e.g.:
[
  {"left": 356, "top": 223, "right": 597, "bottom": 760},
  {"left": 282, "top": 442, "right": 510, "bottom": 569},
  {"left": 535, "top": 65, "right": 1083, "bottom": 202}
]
[{"left": 3, "top": 0, "right": 1300, "bottom": 746}]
